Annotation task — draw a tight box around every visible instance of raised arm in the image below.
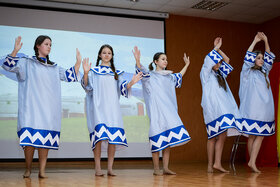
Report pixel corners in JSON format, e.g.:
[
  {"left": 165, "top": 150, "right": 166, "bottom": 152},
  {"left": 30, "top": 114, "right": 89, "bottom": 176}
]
[
  {"left": 248, "top": 33, "right": 262, "bottom": 52},
  {"left": 127, "top": 71, "right": 143, "bottom": 89},
  {"left": 214, "top": 37, "right": 230, "bottom": 63},
  {"left": 259, "top": 32, "right": 271, "bottom": 53},
  {"left": 74, "top": 48, "right": 82, "bottom": 75},
  {"left": 82, "top": 58, "right": 92, "bottom": 87},
  {"left": 180, "top": 53, "right": 190, "bottom": 77},
  {"left": 132, "top": 46, "right": 141, "bottom": 68},
  {"left": 10, "top": 36, "right": 23, "bottom": 57}
]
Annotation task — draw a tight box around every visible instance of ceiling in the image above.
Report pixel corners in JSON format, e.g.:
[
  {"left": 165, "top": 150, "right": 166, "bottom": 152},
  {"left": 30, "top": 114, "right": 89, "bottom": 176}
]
[{"left": 32, "top": 0, "right": 280, "bottom": 24}]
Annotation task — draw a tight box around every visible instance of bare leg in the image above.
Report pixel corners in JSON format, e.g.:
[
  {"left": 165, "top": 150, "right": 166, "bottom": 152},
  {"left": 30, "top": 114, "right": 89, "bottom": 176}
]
[
  {"left": 152, "top": 151, "right": 162, "bottom": 175},
  {"left": 248, "top": 136, "right": 264, "bottom": 173},
  {"left": 213, "top": 132, "right": 229, "bottom": 173},
  {"left": 248, "top": 135, "right": 256, "bottom": 157},
  {"left": 38, "top": 148, "right": 49, "bottom": 178},
  {"left": 162, "top": 147, "right": 176, "bottom": 175},
  {"left": 207, "top": 138, "right": 215, "bottom": 173},
  {"left": 93, "top": 141, "right": 104, "bottom": 176},
  {"left": 107, "top": 144, "right": 116, "bottom": 176},
  {"left": 23, "top": 146, "right": 35, "bottom": 178}
]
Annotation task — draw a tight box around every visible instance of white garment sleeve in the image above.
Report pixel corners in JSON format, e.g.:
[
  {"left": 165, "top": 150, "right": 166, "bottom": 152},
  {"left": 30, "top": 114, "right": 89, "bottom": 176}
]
[{"left": 1, "top": 55, "right": 26, "bottom": 81}]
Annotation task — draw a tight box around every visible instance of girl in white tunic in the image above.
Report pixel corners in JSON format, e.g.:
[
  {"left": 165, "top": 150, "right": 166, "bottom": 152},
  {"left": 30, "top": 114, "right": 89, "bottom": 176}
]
[
  {"left": 82, "top": 44, "right": 142, "bottom": 176},
  {"left": 133, "top": 46, "right": 191, "bottom": 175},
  {"left": 2, "top": 36, "right": 81, "bottom": 178},
  {"left": 239, "top": 32, "right": 275, "bottom": 173},
  {"left": 200, "top": 37, "right": 241, "bottom": 173}
]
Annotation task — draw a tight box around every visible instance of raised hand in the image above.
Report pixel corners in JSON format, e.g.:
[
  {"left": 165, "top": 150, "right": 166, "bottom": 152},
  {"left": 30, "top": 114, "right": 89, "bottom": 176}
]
[
  {"left": 254, "top": 33, "right": 262, "bottom": 43},
  {"left": 11, "top": 36, "right": 23, "bottom": 57},
  {"left": 74, "top": 48, "right": 82, "bottom": 75},
  {"left": 214, "top": 37, "right": 222, "bottom": 50},
  {"left": 132, "top": 46, "right": 141, "bottom": 61},
  {"left": 183, "top": 53, "right": 190, "bottom": 67},
  {"left": 128, "top": 71, "right": 143, "bottom": 89},
  {"left": 259, "top": 32, "right": 268, "bottom": 42},
  {"left": 82, "top": 58, "right": 92, "bottom": 74}
]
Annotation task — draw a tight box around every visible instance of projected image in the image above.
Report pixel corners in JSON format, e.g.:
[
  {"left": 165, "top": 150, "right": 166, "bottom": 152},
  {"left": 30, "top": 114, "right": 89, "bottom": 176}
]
[{"left": 0, "top": 25, "right": 164, "bottom": 145}]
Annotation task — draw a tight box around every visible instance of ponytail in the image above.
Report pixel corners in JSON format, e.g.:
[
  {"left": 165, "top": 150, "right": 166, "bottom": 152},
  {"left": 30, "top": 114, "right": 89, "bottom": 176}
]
[{"left": 149, "top": 62, "right": 154, "bottom": 71}]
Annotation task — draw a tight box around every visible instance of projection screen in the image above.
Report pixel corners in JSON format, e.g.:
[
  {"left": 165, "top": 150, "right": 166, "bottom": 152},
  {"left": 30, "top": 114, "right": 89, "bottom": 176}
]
[{"left": 0, "top": 5, "right": 165, "bottom": 158}]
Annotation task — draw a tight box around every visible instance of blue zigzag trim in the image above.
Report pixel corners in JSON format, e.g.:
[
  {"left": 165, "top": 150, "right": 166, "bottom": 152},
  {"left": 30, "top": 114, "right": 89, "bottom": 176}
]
[
  {"left": 149, "top": 125, "right": 191, "bottom": 152},
  {"left": 120, "top": 80, "right": 128, "bottom": 97},
  {"left": 207, "top": 49, "right": 223, "bottom": 64},
  {"left": 89, "top": 123, "right": 127, "bottom": 150},
  {"left": 219, "top": 61, "right": 233, "bottom": 77},
  {"left": 17, "top": 127, "right": 60, "bottom": 149},
  {"left": 171, "top": 73, "right": 182, "bottom": 88},
  {"left": 241, "top": 118, "right": 275, "bottom": 136},
  {"left": 136, "top": 67, "right": 150, "bottom": 78},
  {"left": 65, "top": 66, "right": 78, "bottom": 82},
  {"left": 244, "top": 51, "right": 256, "bottom": 64},
  {"left": 3, "top": 55, "right": 19, "bottom": 68},
  {"left": 264, "top": 51, "right": 275, "bottom": 66},
  {"left": 91, "top": 66, "right": 124, "bottom": 76},
  {"left": 206, "top": 114, "right": 241, "bottom": 139}
]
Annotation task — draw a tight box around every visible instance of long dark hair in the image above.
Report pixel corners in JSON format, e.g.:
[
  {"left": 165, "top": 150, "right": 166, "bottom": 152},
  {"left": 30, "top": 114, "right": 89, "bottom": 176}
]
[
  {"left": 149, "top": 52, "right": 165, "bottom": 71},
  {"left": 33, "top": 35, "right": 54, "bottom": 65},
  {"left": 251, "top": 50, "right": 270, "bottom": 89},
  {"left": 96, "top": 44, "right": 118, "bottom": 80},
  {"left": 214, "top": 60, "right": 227, "bottom": 91}
]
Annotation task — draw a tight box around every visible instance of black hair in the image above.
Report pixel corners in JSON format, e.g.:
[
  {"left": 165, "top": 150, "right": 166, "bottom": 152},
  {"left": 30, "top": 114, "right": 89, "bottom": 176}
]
[
  {"left": 96, "top": 44, "right": 118, "bottom": 80},
  {"left": 33, "top": 35, "right": 54, "bottom": 65},
  {"left": 149, "top": 52, "right": 165, "bottom": 71}
]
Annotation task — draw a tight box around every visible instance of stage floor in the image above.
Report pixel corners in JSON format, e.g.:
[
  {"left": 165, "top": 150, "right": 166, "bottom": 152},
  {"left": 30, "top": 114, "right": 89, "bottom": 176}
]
[{"left": 0, "top": 160, "right": 279, "bottom": 186}]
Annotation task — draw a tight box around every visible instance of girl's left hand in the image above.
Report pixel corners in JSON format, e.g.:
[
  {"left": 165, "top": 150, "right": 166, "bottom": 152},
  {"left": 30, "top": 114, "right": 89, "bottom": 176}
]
[
  {"left": 131, "top": 71, "right": 143, "bottom": 85},
  {"left": 183, "top": 53, "right": 190, "bottom": 67}
]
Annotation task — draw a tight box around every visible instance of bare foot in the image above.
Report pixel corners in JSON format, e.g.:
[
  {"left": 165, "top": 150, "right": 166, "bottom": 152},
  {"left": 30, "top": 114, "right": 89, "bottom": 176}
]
[
  {"left": 213, "top": 164, "right": 229, "bottom": 173},
  {"left": 38, "top": 172, "right": 48, "bottom": 178},
  {"left": 95, "top": 171, "right": 105, "bottom": 177},
  {"left": 153, "top": 169, "right": 163, "bottom": 176},
  {"left": 208, "top": 165, "right": 214, "bottom": 173},
  {"left": 23, "top": 170, "right": 31, "bottom": 178},
  {"left": 163, "top": 169, "right": 176, "bottom": 175},
  {"left": 107, "top": 171, "right": 117, "bottom": 177},
  {"left": 248, "top": 162, "right": 261, "bottom": 173}
]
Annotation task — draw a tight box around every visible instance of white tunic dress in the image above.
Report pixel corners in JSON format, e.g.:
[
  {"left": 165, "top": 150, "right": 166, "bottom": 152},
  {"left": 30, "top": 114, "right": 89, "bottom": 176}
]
[
  {"left": 136, "top": 65, "right": 191, "bottom": 153},
  {"left": 200, "top": 49, "right": 241, "bottom": 139},
  {"left": 239, "top": 51, "right": 275, "bottom": 136},
  {"left": 2, "top": 55, "right": 79, "bottom": 149},
  {"left": 81, "top": 66, "right": 130, "bottom": 151}
]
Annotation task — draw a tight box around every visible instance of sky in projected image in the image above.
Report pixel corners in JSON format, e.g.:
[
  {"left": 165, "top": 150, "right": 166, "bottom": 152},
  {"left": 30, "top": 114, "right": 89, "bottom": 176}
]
[{"left": 0, "top": 25, "right": 164, "bottom": 97}]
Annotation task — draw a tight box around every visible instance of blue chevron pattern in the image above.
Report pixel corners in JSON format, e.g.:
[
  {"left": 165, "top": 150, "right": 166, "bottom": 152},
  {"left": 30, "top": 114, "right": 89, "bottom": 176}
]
[
  {"left": 149, "top": 125, "right": 191, "bottom": 152},
  {"left": 244, "top": 51, "right": 257, "bottom": 63},
  {"left": 219, "top": 61, "right": 233, "bottom": 77},
  {"left": 136, "top": 67, "right": 150, "bottom": 78},
  {"left": 206, "top": 114, "right": 241, "bottom": 139},
  {"left": 3, "top": 55, "right": 19, "bottom": 68},
  {"left": 171, "top": 73, "right": 182, "bottom": 88},
  {"left": 65, "top": 66, "right": 78, "bottom": 82},
  {"left": 17, "top": 127, "right": 60, "bottom": 149},
  {"left": 207, "top": 49, "right": 223, "bottom": 64},
  {"left": 89, "top": 123, "right": 127, "bottom": 150},
  {"left": 241, "top": 118, "right": 275, "bottom": 136},
  {"left": 264, "top": 51, "right": 275, "bottom": 66},
  {"left": 91, "top": 66, "right": 124, "bottom": 76},
  {"left": 120, "top": 80, "right": 128, "bottom": 97}
]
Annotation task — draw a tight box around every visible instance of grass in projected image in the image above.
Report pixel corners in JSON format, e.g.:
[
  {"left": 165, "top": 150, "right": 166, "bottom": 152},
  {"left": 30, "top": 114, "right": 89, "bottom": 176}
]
[{"left": 0, "top": 116, "right": 150, "bottom": 143}]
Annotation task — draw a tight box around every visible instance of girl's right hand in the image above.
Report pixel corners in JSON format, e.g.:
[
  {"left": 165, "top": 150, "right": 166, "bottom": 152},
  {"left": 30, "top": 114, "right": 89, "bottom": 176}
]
[
  {"left": 214, "top": 37, "right": 222, "bottom": 50},
  {"left": 132, "top": 46, "right": 141, "bottom": 61},
  {"left": 82, "top": 58, "right": 92, "bottom": 74},
  {"left": 11, "top": 36, "right": 23, "bottom": 57},
  {"left": 253, "top": 32, "right": 262, "bottom": 43}
]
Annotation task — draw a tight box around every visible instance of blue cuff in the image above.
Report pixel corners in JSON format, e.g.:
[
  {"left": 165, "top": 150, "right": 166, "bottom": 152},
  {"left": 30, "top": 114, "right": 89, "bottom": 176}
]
[
  {"left": 136, "top": 66, "right": 150, "bottom": 78},
  {"left": 65, "top": 66, "right": 78, "bottom": 82},
  {"left": 172, "top": 73, "right": 182, "bottom": 88},
  {"left": 219, "top": 61, "right": 233, "bottom": 77},
  {"left": 120, "top": 80, "right": 128, "bottom": 97},
  {"left": 207, "top": 49, "right": 223, "bottom": 64},
  {"left": 264, "top": 51, "right": 275, "bottom": 66},
  {"left": 244, "top": 51, "right": 257, "bottom": 63},
  {"left": 3, "top": 55, "right": 19, "bottom": 68}
]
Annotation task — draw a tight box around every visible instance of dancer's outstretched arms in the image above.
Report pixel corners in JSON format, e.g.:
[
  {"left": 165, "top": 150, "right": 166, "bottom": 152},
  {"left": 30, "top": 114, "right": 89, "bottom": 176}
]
[{"left": 180, "top": 53, "right": 190, "bottom": 77}]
